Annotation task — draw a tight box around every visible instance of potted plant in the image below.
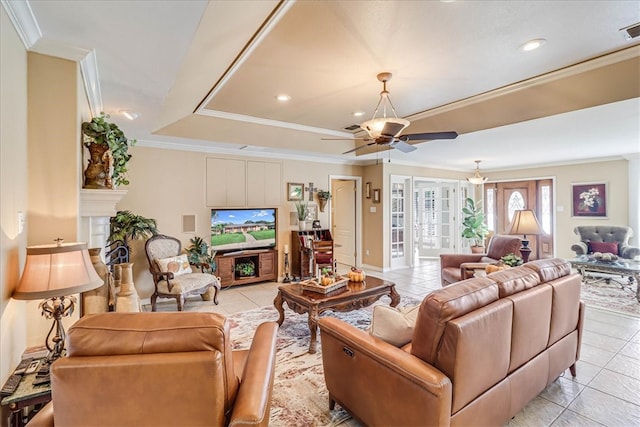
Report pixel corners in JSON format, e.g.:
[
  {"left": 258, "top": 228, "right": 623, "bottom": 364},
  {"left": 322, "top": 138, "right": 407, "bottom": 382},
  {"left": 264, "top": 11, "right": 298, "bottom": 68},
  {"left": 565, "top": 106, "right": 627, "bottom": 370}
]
[
  {"left": 295, "top": 201, "right": 309, "bottom": 230},
  {"left": 82, "top": 113, "right": 136, "bottom": 188},
  {"left": 108, "top": 210, "right": 158, "bottom": 254},
  {"left": 461, "top": 198, "right": 489, "bottom": 252},
  {"left": 317, "top": 190, "right": 331, "bottom": 212},
  {"left": 186, "top": 236, "right": 217, "bottom": 274}
]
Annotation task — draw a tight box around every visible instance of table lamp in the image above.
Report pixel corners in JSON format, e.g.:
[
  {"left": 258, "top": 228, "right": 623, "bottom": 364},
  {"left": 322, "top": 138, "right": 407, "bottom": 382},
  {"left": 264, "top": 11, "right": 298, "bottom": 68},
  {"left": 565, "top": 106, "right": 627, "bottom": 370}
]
[
  {"left": 505, "top": 210, "right": 544, "bottom": 263},
  {"left": 13, "top": 240, "right": 102, "bottom": 364}
]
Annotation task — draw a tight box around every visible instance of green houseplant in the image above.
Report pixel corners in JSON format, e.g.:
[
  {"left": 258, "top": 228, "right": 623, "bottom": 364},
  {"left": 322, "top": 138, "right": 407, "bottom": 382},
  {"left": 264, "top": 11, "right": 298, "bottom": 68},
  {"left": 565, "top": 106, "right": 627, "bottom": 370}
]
[
  {"left": 317, "top": 190, "right": 331, "bottom": 212},
  {"left": 82, "top": 113, "right": 136, "bottom": 188},
  {"left": 295, "top": 201, "right": 309, "bottom": 230},
  {"left": 500, "top": 253, "right": 523, "bottom": 267},
  {"left": 461, "top": 198, "right": 489, "bottom": 251},
  {"left": 186, "top": 236, "right": 217, "bottom": 274},
  {"left": 108, "top": 210, "right": 158, "bottom": 253},
  {"left": 235, "top": 261, "right": 255, "bottom": 277}
]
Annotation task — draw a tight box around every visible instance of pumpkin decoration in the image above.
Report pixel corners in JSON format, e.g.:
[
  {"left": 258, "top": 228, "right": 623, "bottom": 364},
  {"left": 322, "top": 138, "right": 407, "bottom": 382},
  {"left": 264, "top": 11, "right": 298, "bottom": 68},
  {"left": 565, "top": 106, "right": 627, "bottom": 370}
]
[
  {"left": 485, "top": 262, "right": 509, "bottom": 274},
  {"left": 320, "top": 275, "right": 335, "bottom": 286},
  {"left": 347, "top": 267, "right": 366, "bottom": 282}
]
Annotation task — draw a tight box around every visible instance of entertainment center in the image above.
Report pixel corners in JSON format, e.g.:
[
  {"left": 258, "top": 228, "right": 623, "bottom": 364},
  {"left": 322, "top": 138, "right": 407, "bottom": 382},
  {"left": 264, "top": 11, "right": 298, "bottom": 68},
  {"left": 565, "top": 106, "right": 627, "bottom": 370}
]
[
  {"left": 210, "top": 208, "right": 278, "bottom": 287},
  {"left": 214, "top": 249, "right": 277, "bottom": 288}
]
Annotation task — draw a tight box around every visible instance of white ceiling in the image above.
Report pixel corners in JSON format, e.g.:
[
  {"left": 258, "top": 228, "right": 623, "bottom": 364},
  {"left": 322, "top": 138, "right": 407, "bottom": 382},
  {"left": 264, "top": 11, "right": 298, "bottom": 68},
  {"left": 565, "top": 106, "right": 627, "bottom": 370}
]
[{"left": 19, "top": 0, "right": 640, "bottom": 173}]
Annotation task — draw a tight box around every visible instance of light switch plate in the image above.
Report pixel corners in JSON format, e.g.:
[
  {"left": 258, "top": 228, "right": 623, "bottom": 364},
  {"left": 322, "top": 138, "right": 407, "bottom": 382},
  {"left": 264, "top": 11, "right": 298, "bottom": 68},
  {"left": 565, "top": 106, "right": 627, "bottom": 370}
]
[{"left": 370, "top": 206, "right": 376, "bottom": 213}]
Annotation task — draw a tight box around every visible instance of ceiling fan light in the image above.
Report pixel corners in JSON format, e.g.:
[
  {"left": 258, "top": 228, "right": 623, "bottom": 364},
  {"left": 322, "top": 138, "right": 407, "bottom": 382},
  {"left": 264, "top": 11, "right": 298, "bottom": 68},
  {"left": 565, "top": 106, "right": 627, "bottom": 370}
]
[{"left": 360, "top": 117, "right": 410, "bottom": 139}]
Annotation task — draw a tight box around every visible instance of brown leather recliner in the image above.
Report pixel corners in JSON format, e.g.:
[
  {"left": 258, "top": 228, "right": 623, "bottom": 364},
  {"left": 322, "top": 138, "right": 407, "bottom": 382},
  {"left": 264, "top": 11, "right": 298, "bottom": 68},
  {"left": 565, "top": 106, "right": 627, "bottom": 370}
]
[
  {"left": 439, "top": 234, "right": 522, "bottom": 285},
  {"left": 28, "top": 312, "right": 278, "bottom": 427}
]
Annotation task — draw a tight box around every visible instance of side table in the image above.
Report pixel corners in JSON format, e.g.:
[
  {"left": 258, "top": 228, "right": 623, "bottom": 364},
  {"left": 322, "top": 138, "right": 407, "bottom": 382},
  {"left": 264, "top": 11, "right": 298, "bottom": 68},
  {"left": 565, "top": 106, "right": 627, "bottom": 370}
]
[{"left": 1, "top": 365, "right": 51, "bottom": 427}]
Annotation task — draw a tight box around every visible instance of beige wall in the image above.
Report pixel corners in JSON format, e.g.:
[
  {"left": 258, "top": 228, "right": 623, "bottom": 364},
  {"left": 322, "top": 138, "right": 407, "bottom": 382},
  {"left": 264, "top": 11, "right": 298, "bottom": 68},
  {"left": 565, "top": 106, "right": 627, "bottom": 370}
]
[
  {"left": 0, "top": 6, "right": 29, "bottom": 392},
  {"left": 118, "top": 146, "right": 361, "bottom": 299}
]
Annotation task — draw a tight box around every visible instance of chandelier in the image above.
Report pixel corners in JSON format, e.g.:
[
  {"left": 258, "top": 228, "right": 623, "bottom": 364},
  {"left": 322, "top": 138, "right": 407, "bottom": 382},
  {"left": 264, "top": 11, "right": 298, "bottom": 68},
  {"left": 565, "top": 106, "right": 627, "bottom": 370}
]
[
  {"left": 360, "top": 72, "right": 410, "bottom": 139},
  {"left": 467, "top": 160, "right": 488, "bottom": 185}
]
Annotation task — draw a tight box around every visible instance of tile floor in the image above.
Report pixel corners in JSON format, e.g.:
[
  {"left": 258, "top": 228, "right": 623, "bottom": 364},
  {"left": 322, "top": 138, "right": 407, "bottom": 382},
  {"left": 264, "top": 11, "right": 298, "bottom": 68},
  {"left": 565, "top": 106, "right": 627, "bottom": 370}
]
[{"left": 199, "top": 259, "right": 640, "bottom": 426}]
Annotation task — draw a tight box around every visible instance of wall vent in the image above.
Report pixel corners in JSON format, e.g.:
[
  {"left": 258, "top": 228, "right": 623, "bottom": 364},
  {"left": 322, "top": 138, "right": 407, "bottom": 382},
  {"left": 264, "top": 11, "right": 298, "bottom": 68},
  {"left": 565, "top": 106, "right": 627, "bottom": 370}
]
[
  {"left": 620, "top": 22, "right": 640, "bottom": 39},
  {"left": 343, "top": 124, "right": 361, "bottom": 132},
  {"left": 182, "top": 214, "right": 196, "bottom": 233}
]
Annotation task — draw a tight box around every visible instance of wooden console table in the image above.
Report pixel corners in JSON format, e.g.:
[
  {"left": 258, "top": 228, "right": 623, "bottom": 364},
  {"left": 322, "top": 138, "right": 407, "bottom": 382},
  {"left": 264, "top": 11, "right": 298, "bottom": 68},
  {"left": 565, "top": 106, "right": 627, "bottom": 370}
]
[
  {"left": 274, "top": 276, "right": 399, "bottom": 353},
  {"left": 214, "top": 249, "right": 277, "bottom": 288}
]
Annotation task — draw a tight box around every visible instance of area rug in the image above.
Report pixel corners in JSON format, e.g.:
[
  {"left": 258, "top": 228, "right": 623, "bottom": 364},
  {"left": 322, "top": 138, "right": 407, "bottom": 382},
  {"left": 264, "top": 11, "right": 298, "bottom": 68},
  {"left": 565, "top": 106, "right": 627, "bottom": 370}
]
[
  {"left": 227, "top": 296, "right": 421, "bottom": 427},
  {"left": 580, "top": 278, "right": 640, "bottom": 317}
]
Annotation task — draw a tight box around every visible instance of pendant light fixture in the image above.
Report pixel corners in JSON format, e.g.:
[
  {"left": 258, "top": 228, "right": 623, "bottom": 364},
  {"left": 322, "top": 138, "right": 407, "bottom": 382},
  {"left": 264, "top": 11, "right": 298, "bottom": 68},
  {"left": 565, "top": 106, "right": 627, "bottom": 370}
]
[
  {"left": 467, "top": 160, "right": 488, "bottom": 185},
  {"left": 360, "top": 72, "right": 410, "bottom": 139}
]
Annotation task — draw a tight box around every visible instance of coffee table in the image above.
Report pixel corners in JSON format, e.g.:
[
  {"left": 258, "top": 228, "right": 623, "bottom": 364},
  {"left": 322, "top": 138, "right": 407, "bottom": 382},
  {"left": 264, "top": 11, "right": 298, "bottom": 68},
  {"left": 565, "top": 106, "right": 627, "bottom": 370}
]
[
  {"left": 569, "top": 255, "right": 640, "bottom": 302},
  {"left": 274, "top": 276, "right": 400, "bottom": 353}
]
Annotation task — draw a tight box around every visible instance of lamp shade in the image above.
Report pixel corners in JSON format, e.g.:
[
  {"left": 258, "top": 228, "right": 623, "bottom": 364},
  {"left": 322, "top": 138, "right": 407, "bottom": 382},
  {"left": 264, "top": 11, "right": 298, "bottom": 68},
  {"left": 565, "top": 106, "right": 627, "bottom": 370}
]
[
  {"left": 13, "top": 242, "right": 102, "bottom": 300},
  {"left": 505, "top": 210, "right": 544, "bottom": 236}
]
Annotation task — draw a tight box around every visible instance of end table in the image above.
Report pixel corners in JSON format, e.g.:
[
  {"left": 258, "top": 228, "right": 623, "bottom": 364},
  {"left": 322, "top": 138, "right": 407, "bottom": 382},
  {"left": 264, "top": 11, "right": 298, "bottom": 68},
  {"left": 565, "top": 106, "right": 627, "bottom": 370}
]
[{"left": 1, "top": 361, "right": 51, "bottom": 427}]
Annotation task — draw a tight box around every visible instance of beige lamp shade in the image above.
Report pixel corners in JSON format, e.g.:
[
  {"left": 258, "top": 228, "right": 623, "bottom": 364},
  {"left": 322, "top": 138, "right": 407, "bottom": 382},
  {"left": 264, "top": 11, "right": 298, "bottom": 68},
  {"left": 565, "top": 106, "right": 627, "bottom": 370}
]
[
  {"left": 505, "top": 210, "right": 544, "bottom": 237},
  {"left": 13, "top": 242, "right": 102, "bottom": 300}
]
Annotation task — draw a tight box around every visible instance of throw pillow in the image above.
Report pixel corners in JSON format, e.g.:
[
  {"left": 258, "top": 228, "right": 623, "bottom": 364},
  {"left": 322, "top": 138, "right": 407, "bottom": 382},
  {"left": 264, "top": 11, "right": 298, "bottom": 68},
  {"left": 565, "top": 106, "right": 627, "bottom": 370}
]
[
  {"left": 155, "top": 254, "right": 193, "bottom": 276},
  {"left": 369, "top": 304, "right": 420, "bottom": 347},
  {"left": 589, "top": 241, "right": 619, "bottom": 255}
]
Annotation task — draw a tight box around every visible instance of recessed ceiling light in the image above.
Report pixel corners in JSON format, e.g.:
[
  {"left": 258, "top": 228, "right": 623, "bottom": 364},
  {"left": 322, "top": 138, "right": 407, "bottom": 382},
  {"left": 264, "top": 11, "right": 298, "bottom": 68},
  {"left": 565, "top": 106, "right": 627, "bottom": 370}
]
[
  {"left": 275, "top": 94, "right": 291, "bottom": 102},
  {"left": 120, "top": 109, "right": 139, "bottom": 120},
  {"left": 352, "top": 111, "right": 365, "bottom": 117},
  {"left": 520, "top": 38, "right": 547, "bottom": 52}
]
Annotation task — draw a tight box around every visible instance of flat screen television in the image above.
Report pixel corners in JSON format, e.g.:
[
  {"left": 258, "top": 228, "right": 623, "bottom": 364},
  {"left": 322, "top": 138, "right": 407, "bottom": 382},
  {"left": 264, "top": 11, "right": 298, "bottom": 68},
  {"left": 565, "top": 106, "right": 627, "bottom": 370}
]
[{"left": 210, "top": 208, "right": 277, "bottom": 253}]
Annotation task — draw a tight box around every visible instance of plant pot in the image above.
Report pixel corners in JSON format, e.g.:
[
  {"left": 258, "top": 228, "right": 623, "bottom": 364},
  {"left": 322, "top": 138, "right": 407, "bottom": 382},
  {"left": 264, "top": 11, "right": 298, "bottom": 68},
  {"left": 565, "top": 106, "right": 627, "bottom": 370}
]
[
  {"left": 299, "top": 220, "right": 306, "bottom": 231},
  {"left": 318, "top": 198, "right": 328, "bottom": 212},
  {"left": 470, "top": 246, "right": 485, "bottom": 254}
]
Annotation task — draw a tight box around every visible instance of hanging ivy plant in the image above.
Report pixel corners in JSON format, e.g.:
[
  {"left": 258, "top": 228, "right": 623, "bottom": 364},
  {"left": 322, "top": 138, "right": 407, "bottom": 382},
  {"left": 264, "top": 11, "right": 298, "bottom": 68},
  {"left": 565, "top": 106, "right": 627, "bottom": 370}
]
[{"left": 82, "top": 113, "right": 136, "bottom": 187}]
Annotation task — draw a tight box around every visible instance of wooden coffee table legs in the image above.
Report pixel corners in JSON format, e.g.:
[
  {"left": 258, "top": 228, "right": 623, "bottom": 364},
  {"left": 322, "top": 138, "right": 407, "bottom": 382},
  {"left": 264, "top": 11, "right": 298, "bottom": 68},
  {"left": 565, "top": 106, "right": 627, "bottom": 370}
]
[{"left": 274, "top": 283, "right": 400, "bottom": 354}]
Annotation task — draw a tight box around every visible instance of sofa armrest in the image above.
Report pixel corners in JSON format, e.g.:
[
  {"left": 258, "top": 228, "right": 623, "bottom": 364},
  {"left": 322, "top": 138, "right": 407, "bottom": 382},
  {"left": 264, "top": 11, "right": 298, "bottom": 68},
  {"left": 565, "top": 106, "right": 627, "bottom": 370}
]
[
  {"left": 621, "top": 245, "right": 640, "bottom": 260},
  {"left": 439, "top": 253, "right": 485, "bottom": 269},
  {"left": 229, "top": 321, "right": 278, "bottom": 427},
  {"left": 571, "top": 242, "right": 588, "bottom": 256},
  {"left": 319, "top": 317, "right": 452, "bottom": 427},
  {"left": 26, "top": 402, "right": 54, "bottom": 427}
]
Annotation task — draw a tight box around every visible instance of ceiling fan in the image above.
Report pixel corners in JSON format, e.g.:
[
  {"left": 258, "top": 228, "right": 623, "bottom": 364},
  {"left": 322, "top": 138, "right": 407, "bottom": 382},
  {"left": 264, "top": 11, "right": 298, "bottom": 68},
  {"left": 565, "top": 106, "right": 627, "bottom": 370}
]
[{"left": 324, "top": 72, "right": 458, "bottom": 154}]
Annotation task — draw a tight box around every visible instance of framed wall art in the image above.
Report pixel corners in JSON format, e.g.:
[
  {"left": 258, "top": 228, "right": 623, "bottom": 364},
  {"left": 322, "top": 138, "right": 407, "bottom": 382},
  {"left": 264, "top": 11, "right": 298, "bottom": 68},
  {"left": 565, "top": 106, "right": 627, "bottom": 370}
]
[
  {"left": 571, "top": 182, "right": 607, "bottom": 218},
  {"left": 365, "top": 182, "right": 372, "bottom": 199},
  {"left": 287, "top": 182, "right": 304, "bottom": 201}
]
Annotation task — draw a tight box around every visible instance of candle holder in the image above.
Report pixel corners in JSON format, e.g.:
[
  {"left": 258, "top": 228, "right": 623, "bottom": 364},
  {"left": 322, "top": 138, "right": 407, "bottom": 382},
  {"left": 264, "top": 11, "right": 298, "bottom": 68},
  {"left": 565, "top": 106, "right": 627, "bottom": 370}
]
[{"left": 282, "top": 251, "right": 291, "bottom": 283}]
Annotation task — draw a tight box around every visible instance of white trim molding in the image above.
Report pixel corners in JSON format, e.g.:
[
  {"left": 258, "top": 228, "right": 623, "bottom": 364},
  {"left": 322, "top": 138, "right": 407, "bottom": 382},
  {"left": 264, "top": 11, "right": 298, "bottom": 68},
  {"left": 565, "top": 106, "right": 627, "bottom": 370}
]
[{"left": 1, "top": 0, "right": 42, "bottom": 49}]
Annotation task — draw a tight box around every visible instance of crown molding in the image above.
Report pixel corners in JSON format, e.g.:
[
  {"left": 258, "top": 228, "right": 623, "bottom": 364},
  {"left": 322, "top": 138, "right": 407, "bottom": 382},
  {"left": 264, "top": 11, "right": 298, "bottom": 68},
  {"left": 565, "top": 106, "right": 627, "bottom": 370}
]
[
  {"left": 1, "top": 0, "right": 41, "bottom": 49},
  {"left": 79, "top": 50, "right": 103, "bottom": 117}
]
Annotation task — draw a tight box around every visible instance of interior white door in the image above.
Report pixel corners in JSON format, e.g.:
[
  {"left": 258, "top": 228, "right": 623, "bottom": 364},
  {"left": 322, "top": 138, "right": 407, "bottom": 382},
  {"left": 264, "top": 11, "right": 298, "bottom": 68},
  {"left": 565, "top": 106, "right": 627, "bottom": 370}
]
[
  {"left": 331, "top": 179, "right": 356, "bottom": 267},
  {"left": 390, "top": 176, "right": 411, "bottom": 269},
  {"left": 413, "top": 180, "right": 461, "bottom": 257}
]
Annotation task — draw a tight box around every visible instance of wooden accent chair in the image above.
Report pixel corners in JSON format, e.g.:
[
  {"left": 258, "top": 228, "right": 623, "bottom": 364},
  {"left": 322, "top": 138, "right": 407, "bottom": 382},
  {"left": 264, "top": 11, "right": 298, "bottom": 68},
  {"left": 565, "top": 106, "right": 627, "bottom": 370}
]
[
  {"left": 312, "top": 239, "right": 335, "bottom": 275},
  {"left": 145, "top": 234, "right": 220, "bottom": 311}
]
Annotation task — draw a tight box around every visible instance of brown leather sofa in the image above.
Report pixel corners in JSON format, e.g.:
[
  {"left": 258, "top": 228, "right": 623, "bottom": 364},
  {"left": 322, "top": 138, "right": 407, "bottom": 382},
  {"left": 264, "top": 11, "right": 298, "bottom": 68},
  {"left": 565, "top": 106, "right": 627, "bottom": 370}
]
[
  {"left": 440, "top": 234, "right": 522, "bottom": 285},
  {"left": 28, "top": 312, "right": 278, "bottom": 427},
  {"left": 319, "top": 258, "right": 584, "bottom": 427}
]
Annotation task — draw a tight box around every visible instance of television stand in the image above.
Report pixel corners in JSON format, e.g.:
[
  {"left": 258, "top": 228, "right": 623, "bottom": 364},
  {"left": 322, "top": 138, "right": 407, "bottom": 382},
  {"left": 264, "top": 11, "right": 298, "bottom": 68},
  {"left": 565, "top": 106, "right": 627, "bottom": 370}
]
[{"left": 214, "top": 249, "right": 277, "bottom": 288}]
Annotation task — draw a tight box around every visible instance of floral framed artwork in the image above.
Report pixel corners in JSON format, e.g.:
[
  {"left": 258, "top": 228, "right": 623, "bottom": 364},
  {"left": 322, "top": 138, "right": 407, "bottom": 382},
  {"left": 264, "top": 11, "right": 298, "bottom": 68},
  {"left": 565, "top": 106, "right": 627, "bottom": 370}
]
[
  {"left": 287, "top": 183, "right": 304, "bottom": 201},
  {"left": 572, "top": 182, "right": 607, "bottom": 218}
]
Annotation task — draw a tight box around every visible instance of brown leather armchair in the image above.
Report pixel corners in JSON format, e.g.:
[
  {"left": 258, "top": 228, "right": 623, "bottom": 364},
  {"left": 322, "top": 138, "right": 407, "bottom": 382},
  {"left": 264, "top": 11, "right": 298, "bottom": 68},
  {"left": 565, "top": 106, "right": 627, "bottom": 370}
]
[
  {"left": 28, "top": 312, "right": 278, "bottom": 427},
  {"left": 439, "top": 234, "right": 522, "bottom": 285}
]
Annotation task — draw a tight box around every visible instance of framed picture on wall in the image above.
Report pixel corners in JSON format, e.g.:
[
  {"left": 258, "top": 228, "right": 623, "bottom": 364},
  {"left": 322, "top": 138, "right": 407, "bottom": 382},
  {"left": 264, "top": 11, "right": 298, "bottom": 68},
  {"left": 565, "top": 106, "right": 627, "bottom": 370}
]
[
  {"left": 365, "top": 182, "right": 372, "bottom": 199},
  {"left": 287, "top": 183, "right": 304, "bottom": 201},
  {"left": 571, "top": 182, "right": 607, "bottom": 218}
]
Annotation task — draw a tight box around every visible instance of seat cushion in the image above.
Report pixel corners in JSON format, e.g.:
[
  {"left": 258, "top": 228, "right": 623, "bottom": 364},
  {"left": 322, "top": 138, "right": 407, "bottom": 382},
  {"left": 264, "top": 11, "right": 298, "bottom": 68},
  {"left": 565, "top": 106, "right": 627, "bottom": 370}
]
[{"left": 158, "top": 273, "right": 219, "bottom": 295}]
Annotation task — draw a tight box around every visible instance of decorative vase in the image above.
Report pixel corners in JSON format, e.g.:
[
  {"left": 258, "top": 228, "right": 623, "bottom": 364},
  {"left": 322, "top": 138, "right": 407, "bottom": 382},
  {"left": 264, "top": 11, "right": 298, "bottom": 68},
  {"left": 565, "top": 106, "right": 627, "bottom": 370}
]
[
  {"left": 82, "top": 248, "right": 111, "bottom": 314},
  {"left": 299, "top": 220, "right": 306, "bottom": 231},
  {"left": 115, "top": 262, "right": 141, "bottom": 312},
  {"left": 589, "top": 200, "right": 599, "bottom": 212},
  {"left": 83, "top": 143, "right": 113, "bottom": 189}
]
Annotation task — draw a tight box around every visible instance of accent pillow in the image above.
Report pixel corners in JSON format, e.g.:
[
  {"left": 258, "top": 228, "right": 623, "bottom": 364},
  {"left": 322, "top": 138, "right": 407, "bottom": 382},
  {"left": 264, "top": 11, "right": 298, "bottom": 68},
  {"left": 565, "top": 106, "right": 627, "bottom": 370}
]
[
  {"left": 589, "top": 241, "right": 619, "bottom": 255},
  {"left": 369, "top": 304, "right": 420, "bottom": 347},
  {"left": 155, "top": 254, "right": 192, "bottom": 276}
]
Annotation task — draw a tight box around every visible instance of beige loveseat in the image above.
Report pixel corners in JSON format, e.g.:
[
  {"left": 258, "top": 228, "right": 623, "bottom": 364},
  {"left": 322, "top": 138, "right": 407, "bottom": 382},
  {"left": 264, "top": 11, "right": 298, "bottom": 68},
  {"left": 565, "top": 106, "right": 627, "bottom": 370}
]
[{"left": 319, "top": 258, "right": 584, "bottom": 426}]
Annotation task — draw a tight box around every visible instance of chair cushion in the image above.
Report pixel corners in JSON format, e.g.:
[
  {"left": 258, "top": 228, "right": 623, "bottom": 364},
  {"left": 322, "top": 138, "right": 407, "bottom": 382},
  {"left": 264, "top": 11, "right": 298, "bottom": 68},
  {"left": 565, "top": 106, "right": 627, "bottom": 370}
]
[
  {"left": 588, "top": 241, "right": 618, "bottom": 255},
  {"left": 369, "top": 304, "right": 420, "bottom": 347},
  {"left": 158, "top": 273, "right": 218, "bottom": 295},
  {"left": 156, "top": 254, "right": 193, "bottom": 276}
]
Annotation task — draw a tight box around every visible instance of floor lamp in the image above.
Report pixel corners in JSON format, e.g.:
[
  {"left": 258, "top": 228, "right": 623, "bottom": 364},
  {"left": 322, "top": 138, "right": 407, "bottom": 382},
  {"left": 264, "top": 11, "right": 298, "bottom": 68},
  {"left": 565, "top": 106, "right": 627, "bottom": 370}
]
[
  {"left": 505, "top": 210, "right": 544, "bottom": 263},
  {"left": 13, "top": 240, "right": 102, "bottom": 366}
]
